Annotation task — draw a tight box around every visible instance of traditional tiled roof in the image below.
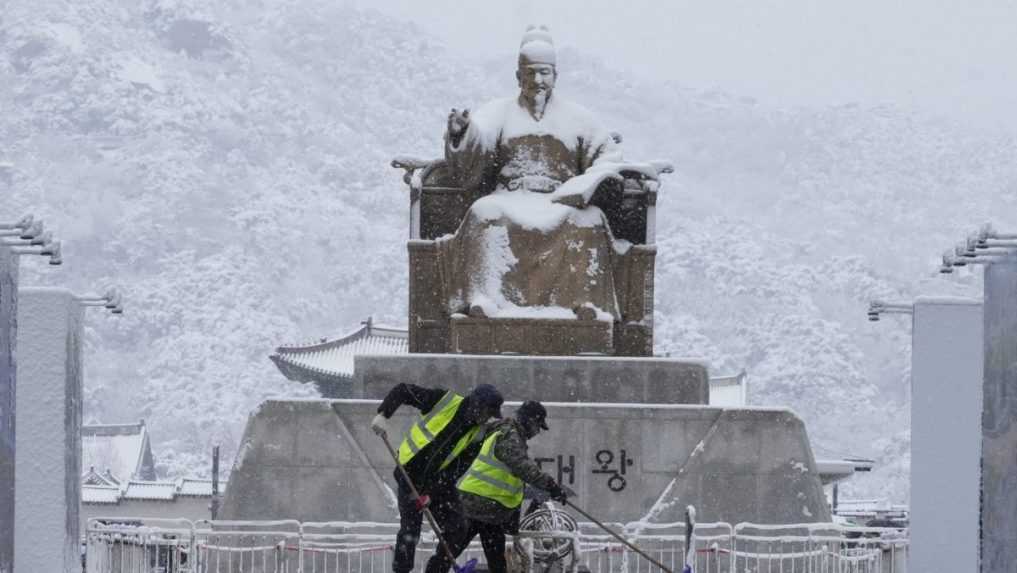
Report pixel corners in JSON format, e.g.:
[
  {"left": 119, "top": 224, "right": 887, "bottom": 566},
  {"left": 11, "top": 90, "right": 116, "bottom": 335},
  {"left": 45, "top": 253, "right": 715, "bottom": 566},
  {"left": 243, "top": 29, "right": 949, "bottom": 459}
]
[
  {"left": 270, "top": 318, "right": 408, "bottom": 386},
  {"left": 81, "top": 478, "right": 225, "bottom": 505},
  {"left": 122, "top": 480, "right": 177, "bottom": 501},
  {"left": 833, "top": 498, "right": 908, "bottom": 518},
  {"left": 177, "top": 478, "right": 216, "bottom": 497},
  {"left": 82, "top": 466, "right": 118, "bottom": 487},
  {"left": 814, "top": 452, "right": 876, "bottom": 485},
  {"left": 81, "top": 421, "right": 157, "bottom": 482}
]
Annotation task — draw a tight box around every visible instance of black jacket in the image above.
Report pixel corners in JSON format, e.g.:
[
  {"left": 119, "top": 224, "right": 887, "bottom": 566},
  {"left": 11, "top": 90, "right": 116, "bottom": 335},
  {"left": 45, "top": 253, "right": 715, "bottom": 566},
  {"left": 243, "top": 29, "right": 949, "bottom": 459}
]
[{"left": 378, "top": 383, "right": 486, "bottom": 493}]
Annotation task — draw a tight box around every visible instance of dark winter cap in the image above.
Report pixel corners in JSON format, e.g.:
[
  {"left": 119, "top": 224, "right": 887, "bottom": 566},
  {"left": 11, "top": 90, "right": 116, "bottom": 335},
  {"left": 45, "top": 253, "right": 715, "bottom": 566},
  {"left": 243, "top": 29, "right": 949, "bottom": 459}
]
[
  {"left": 517, "top": 400, "right": 549, "bottom": 431},
  {"left": 470, "top": 384, "right": 504, "bottom": 418}
]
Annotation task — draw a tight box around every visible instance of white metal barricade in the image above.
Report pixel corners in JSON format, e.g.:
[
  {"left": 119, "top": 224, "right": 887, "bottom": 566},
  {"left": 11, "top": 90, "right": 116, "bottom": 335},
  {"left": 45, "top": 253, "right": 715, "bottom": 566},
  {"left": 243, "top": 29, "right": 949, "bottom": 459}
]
[
  {"left": 84, "top": 518, "right": 908, "bottom": 573},
  {"left": 730, "top": 522, "right": 909, "bottom": 573}
]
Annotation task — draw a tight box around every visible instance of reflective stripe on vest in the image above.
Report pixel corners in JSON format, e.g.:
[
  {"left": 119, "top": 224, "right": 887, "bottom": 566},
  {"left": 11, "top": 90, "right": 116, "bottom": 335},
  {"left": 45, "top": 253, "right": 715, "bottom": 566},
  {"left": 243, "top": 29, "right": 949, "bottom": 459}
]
[
  {"left": 397, "top": 391, "right": 478, "bottom": 469},
  {"left": 457, "top": 431, "right": 524, "bottom": 509}
]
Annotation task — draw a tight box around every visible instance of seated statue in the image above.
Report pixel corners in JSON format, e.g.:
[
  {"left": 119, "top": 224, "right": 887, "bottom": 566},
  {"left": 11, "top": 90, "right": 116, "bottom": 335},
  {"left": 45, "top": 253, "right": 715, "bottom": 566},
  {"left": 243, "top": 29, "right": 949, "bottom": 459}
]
[
  {"left": 395, "top": 26, "right": 669, "bottom": 355},
  {"left": 437, "top": 26, "right": 659, "bottom": 324}
]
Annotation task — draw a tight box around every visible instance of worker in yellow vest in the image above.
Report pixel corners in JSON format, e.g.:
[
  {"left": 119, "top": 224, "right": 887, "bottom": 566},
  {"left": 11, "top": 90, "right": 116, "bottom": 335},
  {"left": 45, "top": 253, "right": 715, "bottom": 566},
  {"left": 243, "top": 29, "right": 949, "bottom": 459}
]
[
  {"left": 371, "top": 383, "right": 504, "bottom": 573},
  {"left": 424, "top": 400, "right": 568, "bottom": 573}
]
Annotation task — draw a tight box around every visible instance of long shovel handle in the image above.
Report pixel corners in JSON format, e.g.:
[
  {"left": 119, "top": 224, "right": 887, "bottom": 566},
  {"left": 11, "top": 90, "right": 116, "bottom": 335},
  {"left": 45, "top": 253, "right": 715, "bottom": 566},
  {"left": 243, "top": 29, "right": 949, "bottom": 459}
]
[
  {"left": 377, "top": 432, "right": 463, "bottom": 567},
  {"left": 379, "top": 432, "right": 424, "bottom": 499},
  {"left": 565, "top": 500, "right": 674, "bottom": 573}
]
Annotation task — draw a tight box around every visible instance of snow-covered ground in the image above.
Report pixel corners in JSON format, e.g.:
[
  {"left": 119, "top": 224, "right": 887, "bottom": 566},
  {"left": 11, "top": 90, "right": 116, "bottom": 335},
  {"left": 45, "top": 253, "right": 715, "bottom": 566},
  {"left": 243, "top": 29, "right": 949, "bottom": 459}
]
[{"left": 3, "top": 1, "right": 1016, "bottom": 503}]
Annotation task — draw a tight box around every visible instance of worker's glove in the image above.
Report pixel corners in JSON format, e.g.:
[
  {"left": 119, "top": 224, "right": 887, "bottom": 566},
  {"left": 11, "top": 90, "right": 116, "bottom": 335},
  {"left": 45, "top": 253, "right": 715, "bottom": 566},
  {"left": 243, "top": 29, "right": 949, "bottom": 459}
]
[
  {"left": 548, "top": 482, "right": 570, "bottom": 504},
  {"left": 414, "top": 494, "right": 431, "bottom": 511},
  {"left": 371, "top": 413, "right": 390, "bottom": 437}
]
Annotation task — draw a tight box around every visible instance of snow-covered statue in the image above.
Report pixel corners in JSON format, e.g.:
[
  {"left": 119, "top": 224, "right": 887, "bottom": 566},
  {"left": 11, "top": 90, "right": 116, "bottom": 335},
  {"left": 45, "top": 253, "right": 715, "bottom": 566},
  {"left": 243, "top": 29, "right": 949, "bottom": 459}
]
[{"left": 393, "top": 26, "right": 670, "bottom": 356}]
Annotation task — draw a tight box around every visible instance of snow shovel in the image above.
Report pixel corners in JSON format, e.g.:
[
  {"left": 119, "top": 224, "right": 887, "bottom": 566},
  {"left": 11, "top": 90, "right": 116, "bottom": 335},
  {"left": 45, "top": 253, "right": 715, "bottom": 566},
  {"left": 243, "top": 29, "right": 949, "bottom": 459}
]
[
  {"left": 563, "top": 500, "right": 674, "bottom": 573},
  {"left": 377, "top": 431, "right": 478, "bottom": 573}
]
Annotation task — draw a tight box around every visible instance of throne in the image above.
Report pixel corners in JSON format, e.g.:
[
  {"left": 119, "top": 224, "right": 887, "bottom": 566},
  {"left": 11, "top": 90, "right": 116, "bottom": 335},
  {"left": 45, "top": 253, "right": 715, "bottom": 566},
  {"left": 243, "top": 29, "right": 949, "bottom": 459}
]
[{"left": 392, "top": 156, "right": 667, "bottom": 357}]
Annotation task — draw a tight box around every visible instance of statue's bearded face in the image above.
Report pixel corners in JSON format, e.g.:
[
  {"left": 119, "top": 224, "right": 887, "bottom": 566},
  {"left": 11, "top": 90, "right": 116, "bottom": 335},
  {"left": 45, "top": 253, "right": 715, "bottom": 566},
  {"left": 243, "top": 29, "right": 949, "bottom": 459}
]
[{"left": 516, "top": 63, "right": 557, "bottom": 105}]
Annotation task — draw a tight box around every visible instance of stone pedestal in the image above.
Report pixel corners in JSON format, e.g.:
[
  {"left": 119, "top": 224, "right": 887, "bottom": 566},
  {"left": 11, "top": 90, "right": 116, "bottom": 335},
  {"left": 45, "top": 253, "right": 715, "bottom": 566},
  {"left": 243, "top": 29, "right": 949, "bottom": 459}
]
[
  {"left": 449, "top": 317, "right": 614, "bottom": 355},
  {"left": 0, "top": 249, "right": 17, "bottom": 573},
  {"left": 15, "top": 288, "right": 83, "bottom": 573},
  {"left": 222, "top": 399, "right": 829, "bottom": 525},
  {"left": 909, "top": 297, "right": 982, "bottom": 573},
  {"left": 352, "top": 354, "right": 709, "bottom": 404},
  {"left": 223, "top": 400, "right": 399, "bottom": 522},
  {"left": 224, "top": 355, "right": 830, "bottom": 526}
]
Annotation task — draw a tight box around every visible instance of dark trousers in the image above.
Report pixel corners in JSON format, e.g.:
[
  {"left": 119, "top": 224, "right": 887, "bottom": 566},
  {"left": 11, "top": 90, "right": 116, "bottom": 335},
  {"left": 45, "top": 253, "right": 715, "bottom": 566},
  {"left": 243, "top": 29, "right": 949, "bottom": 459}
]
[
  {"left": 393, "top": 474, "right": 462, "bottom": 573},
  {"left": 424, "top": 518, "right": 511, "bottom": 573}
]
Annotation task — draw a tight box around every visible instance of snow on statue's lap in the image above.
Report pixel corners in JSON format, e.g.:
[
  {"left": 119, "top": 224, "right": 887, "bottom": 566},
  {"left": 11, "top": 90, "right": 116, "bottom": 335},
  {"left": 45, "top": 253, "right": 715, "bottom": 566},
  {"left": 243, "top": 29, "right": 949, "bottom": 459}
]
[{"left": 470, "top": 190, "right": 606, "bottom": 232}]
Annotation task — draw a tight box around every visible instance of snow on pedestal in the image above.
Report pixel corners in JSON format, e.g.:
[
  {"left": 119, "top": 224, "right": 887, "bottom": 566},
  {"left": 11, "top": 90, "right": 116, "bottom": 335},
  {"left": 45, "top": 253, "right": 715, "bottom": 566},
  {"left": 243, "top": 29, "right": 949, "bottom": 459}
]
[
  {"left": 909, "top": 297, "right": 982, "bottom": 573},
  {"left": 0, "top": 248, "right": 17, "bottom": 573},
  {"left": 14, "top": 288, "right": 83, "bottom": 573}
]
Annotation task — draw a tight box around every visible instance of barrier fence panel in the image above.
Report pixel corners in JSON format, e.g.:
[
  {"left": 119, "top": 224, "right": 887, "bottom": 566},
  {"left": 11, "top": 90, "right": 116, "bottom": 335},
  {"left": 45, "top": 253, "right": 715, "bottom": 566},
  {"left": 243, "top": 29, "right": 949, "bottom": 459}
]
[
  {"left": 193, "top": 519, "right": 302, "bottom": 573},
  {"left": 299, "top": 522, "right": 396, "bottom": 573},
  {"left": 731, "top": 522, "right": 909, "bottom": 573},
  {"left": 85, "top": 518, "right": 195, "bottom": 573},
  {"left": 84, "top": 518, "right": 908, "bottom": 573}
]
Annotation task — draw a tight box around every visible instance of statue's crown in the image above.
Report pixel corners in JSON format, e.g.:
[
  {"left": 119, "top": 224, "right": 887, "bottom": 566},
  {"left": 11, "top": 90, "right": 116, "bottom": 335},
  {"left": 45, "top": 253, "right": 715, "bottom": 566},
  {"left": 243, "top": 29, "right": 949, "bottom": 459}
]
[{"left": 519, "top": 25, "right": 556, "bottom": 66}]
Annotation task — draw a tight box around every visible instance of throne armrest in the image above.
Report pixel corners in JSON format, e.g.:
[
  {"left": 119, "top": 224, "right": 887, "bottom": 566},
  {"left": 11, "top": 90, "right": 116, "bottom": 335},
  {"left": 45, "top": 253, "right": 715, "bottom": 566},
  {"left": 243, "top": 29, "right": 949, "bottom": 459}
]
[
  {"left": 617, "top": 160, "right": 674, "bottom": 193},
  {"left": 590, "top": 160, "right": 672, "bottom": 245},
  {"left": 392, "top": 157, "right": 479, "bottom": 240},
  {"left": 391, "top": 156, "right": 440, "bottom": 187}
]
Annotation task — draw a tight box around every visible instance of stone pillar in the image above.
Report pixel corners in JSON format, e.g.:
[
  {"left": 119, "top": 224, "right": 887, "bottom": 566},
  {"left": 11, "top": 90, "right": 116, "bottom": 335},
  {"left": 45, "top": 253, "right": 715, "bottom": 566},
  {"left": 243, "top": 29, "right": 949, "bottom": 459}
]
[
  {"left": 14, "top": 288, "right": 83, "bottom": 573},
  {"left": 981, "top": 256, "right": 1017, "bottom": 572},
  {"left": 0, "top": 248, "right": 17, "bottom": 573},
  {"left": 909, "top": 297, "right": 982, "bottom": 573}
]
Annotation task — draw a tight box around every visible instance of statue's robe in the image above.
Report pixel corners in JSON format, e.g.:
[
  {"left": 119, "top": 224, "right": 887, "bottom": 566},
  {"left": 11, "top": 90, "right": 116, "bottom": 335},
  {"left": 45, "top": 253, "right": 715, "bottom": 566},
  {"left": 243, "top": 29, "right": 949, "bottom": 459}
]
[{"left": 438, "top": 95, "right": 624, "bottom": 320}]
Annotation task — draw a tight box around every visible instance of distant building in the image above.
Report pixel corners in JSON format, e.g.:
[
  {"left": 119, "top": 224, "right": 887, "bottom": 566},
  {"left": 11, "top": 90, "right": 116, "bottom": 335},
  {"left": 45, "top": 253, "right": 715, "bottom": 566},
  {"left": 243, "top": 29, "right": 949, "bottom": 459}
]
[
  {"left": 831, "top": 497, "right": 909, "bottom": 526},
  {"left": 81, "top": 466, "right": 120, "bottom": 487},
  {"left": 80, "top": 422, "right": 222, "bottom": 529},
  {"left": 80, "top": 478, "right": 221, "bottom": 530},
  {"left": 707, "top": 370, "right": 748, "bottom": 406},
  {"left": 81, "top": 421, "right": 157, "bottom": 482}
]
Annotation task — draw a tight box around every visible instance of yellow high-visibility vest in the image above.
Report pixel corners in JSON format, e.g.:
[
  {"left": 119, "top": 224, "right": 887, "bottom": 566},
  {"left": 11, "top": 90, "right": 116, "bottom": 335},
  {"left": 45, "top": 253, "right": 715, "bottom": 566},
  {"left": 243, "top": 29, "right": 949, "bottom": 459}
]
[
  {"left": 457, "top": 430, "right": 524, "bottom": 509},
  {"left": 398, "top": 391, "right": 481, "bottom": 470}
]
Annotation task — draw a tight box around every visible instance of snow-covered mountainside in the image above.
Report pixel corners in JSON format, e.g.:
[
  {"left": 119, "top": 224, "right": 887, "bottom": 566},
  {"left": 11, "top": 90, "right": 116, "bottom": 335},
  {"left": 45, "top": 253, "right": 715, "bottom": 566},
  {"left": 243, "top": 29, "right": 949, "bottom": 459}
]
[{"left": 3, "top": 1, "right": 1015, "bottom": 501}]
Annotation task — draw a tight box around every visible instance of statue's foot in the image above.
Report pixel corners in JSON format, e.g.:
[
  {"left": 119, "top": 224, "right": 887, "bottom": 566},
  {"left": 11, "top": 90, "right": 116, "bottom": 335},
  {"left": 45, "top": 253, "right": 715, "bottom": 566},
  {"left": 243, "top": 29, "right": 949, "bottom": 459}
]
[
  {"left": 573, "top": 305, "right": 597, "bottom": 321},
  {"left": 468, "top": 304, "right": 489, "bottom": 319}
]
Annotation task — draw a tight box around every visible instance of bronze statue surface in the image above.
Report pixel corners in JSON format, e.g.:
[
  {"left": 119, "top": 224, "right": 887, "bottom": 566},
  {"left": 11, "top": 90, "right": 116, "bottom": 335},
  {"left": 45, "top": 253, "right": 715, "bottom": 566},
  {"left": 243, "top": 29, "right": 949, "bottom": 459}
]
[{"left": 395, "top": 26, "right": 670, "bottom": 356}]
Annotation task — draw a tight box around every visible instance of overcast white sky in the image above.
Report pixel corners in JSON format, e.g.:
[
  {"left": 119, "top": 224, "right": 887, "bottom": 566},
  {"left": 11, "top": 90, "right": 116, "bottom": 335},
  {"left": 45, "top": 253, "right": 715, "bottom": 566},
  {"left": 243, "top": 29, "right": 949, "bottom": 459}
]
[{"left": 369, "top": 0, "right": 1017, "bottom": 131}]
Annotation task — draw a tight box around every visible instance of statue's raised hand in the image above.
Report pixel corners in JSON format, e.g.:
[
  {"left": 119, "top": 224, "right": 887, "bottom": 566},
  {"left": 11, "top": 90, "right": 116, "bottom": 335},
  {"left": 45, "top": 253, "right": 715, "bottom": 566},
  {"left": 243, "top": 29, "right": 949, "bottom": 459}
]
[{"left": 447, "top": 108, "right": 471, "bottom": 139}]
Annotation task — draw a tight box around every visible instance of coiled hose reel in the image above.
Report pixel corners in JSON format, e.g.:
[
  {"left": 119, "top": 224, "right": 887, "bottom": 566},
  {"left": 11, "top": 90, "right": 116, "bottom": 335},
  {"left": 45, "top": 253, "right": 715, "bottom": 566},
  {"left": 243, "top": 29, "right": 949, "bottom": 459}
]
[{"left": 516, "top": 503, "right": 578, "bottom": 563}]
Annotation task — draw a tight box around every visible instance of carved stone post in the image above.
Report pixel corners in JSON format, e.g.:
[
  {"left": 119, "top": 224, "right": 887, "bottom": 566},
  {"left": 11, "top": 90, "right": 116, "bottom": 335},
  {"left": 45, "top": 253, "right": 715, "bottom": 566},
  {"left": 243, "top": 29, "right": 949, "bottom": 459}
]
[
  {"left": 15, "top": 288, "right": 84, "bottom": 573},
  {"left": 909, "top": 298, "right": 982, "bottom": 572},
  {"left": 0, "top": 247, "right": 17, "bottom": 573},
  {"left": 981, "top": 254, "right": 1017, "bottom": 572}
]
